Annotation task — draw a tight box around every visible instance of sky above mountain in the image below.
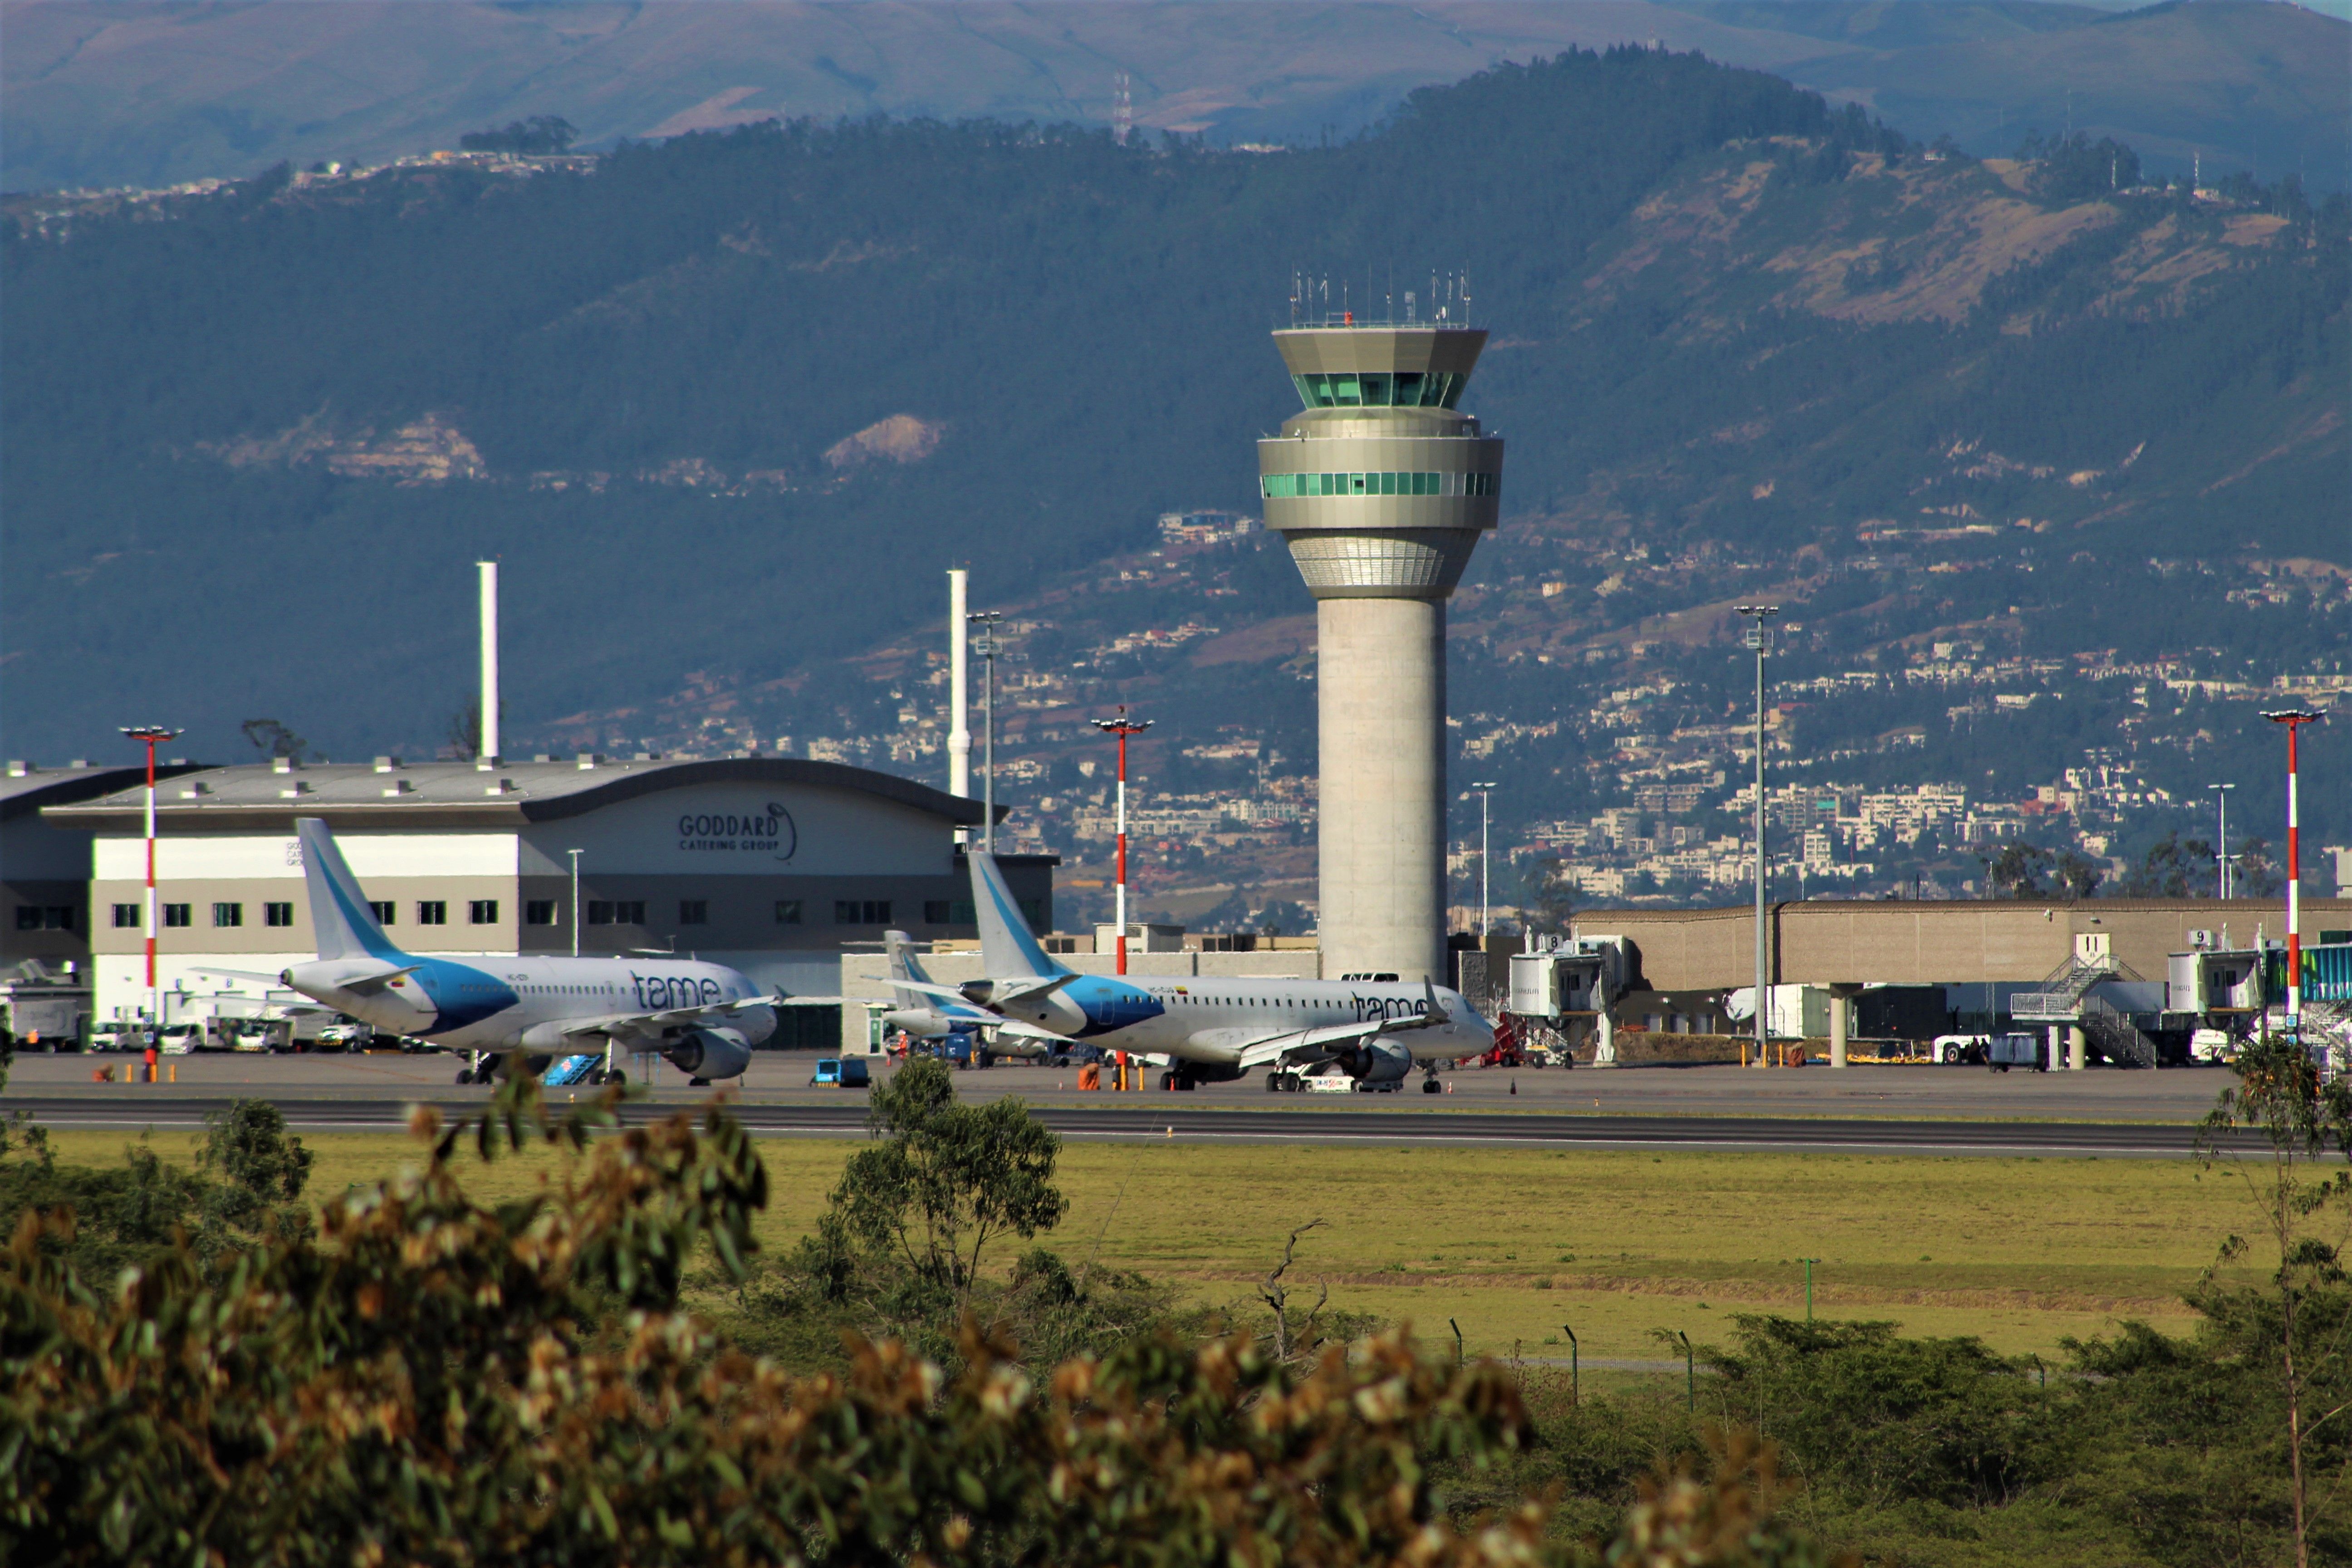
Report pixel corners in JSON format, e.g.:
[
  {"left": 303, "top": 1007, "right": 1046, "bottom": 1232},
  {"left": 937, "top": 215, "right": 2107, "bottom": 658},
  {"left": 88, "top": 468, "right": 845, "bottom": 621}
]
[{"left": 4, "top": 0, "right": 2344, "bottom": 193}]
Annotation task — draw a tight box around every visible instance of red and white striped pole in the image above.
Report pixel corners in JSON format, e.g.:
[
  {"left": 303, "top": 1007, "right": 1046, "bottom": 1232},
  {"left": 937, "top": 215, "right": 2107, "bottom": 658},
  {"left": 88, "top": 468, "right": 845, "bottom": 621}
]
[
  {"left": 120, "top": 726, "right": 179, "bottom": 1027},
  {"left": 2264, "top": 707, "right": 2324, "bottom": 1035},
  {"left": 1091, "top": 709, "right": 1152, "bottom": 976}
]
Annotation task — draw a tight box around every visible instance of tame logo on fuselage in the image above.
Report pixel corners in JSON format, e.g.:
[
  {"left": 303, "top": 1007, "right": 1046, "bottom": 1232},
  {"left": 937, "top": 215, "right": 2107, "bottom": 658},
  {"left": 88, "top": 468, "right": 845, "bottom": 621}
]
[
  {"left": 676, "top": 801, "right": 797, "bottom": 860},
  {"left": 632, "top": 971, "right": 726, "bottom": 1009},
  {"left": 1351, "top": 993, "right": 1435, "bottom": 1022}
]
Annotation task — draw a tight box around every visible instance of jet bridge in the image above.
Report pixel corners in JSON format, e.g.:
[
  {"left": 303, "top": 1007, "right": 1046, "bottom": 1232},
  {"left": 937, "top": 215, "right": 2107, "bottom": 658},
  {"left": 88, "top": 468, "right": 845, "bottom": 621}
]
[{"left": 1508, "top": 935, "right": 1630, "bottom": 1065}]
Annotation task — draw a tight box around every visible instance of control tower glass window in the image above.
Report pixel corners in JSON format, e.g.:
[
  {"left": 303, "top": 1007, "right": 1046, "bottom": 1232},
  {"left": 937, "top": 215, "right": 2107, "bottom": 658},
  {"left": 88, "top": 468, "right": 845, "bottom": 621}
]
[
  {"left": 1290, "top": 371, "right": 1465, "bottom": 410},
  {"left": 1261, "top": 471, "right": 1498, "bottom": 499}
]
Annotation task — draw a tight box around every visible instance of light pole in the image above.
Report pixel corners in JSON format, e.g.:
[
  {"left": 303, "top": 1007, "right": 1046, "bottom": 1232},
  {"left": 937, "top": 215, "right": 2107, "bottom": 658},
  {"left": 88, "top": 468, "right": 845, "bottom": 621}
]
[
  {"left": 568, "top": 848, "right": 583, "bottom": 958},
  {"left": 1470, "top": 781, "right": 1498, "bottom": 936},
  {"left": 1091, "top": 708, "right": 1152, "bottom": 975},
  {"left": 969, "top": 610, "right": 1005, "bottom": 853},
  {"left": 2262, "top": 708, "right": 2324, "bottom": 1038},
  {"left": 2208, "top": 783, "right": 2236, "bottom": 897},
  {"left": 1735, "top": 605, "right": 1780, "bottom": 1068},
  {"left": 120, "top": 726, "right": 180, "bottom": 1029}
]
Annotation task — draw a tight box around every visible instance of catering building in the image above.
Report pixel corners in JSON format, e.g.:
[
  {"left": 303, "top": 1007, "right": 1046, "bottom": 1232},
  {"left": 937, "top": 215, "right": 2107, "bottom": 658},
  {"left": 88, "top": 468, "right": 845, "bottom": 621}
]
[{"left": 43, "top": 755, "right": 1047, "bottom": 1025}]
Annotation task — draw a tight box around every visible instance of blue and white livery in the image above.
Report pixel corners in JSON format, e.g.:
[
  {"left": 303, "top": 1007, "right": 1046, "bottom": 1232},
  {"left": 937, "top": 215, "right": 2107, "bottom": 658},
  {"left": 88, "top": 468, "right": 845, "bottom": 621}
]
[
  {"left": 278, "top": 818, "right": 776, "bottom": 1083},
  {"left": 907, "top": 853, "right": 1494, "bottom": 1092}
]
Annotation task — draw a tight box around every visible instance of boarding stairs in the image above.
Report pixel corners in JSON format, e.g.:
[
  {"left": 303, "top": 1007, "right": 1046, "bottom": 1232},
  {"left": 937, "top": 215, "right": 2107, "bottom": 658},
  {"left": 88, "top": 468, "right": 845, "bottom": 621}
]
[
  {"left": 2010, "top": 955, "right": 2116, "bottom": 1024},
  {"left": 2079, "top": 995, "right": 2159, "bottom": 1069}
]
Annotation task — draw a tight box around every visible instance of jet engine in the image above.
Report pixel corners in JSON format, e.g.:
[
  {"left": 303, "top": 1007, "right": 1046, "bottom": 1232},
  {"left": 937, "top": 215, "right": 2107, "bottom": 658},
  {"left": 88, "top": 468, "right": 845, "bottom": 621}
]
[
  {"left": 665, "top": 1027, "right": 752, "bottom": 1083},
  {"left": 1345, "top": 1039, "right": 1414, "bottom": 1085}
]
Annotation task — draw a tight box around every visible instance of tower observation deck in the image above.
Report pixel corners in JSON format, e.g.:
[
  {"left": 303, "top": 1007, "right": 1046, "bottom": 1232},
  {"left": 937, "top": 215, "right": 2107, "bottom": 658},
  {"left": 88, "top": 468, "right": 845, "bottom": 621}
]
[{"left": 1258, "top": 323, "right": 1501, "bottom": 982}]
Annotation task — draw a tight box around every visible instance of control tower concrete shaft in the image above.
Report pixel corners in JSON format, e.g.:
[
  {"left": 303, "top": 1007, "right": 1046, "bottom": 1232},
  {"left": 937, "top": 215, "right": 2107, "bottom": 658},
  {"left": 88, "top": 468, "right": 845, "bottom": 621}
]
[{"left": 1258, "top": 325, "right": 1501, "bottom": 981}]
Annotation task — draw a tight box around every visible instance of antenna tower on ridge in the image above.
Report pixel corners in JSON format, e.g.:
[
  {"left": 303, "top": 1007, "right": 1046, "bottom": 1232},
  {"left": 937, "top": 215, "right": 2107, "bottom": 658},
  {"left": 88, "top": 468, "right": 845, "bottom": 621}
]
[{"left": 1113, "top": 72, "right": 1133, "bottom": 147}]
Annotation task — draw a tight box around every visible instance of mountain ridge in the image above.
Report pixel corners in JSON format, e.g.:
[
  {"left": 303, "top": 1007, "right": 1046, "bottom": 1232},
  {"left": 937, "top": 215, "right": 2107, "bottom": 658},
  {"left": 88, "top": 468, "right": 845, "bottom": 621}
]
[{"left": 2, "top": 0, "right": 2342, "bottom": 193}]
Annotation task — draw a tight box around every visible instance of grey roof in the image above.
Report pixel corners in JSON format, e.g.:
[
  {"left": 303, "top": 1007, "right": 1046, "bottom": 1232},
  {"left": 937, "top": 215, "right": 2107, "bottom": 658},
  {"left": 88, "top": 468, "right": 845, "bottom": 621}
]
[
  {"left": 3, "top": 763, "right": 204, "bottom": 823},
  {"left": 43, "top": 756, "right": 995, "bottom": 832}
]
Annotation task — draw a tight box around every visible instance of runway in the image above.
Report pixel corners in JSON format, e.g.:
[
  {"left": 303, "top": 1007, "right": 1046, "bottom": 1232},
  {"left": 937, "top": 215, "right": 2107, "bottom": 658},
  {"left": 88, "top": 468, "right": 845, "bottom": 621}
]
[
  {"left": 4, "top": 1050, "right": 2252, "bottom": 1156},
  {"left": 9, "top": 1089, "right": 2240, "bottom": 1156}
]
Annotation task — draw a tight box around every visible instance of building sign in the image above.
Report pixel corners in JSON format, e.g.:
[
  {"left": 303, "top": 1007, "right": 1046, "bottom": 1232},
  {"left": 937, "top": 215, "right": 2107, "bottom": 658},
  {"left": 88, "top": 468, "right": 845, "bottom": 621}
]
[{"left": 676, "top": 802, "right": 798, "bottom": 861}]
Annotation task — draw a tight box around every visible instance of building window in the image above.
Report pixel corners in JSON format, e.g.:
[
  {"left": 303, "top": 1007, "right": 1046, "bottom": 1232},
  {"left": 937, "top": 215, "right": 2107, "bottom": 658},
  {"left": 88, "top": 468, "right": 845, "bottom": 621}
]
[
  {"left": 113, "top": 904, "right": 141, "bottom": 929},
  {"left": 525, "top": 900, "right": 558, "bottom": 926},
  {"left": 834, "top": 900, "right": 892, "bottom": 925},
  {"left": 679, "top": 900, "right": 708, "bottom": 926},
  {"left": 43, "top": 907, "right": 74, "bottom": 930},
  {"left": 589, "top": 901, "right": 644, "bottom": 926},
  {"left": 370, "top": 901, "right": 395, "bottom": 926},
  {"left": 12, "top": 906, "right": 37, "bottom": 931},
  {"left": 925, "top": 900, "right": 978, "bottom": 925},
  {"left": 265, "top": 902, "right": 294, "bottom": 927},
  {"left": 588, "top": 902, "right": 615, "bottom": 926},
  {"left": 924, "top": 900, "right": 951, "bottom": 925},
  {"left": 468, "top": 900, "right": 499, "bottom": 925},
  {"left": 212, "top": 902, "right": 243, "bottom": 928},
  {"left": 774, "top": 900, "right": 802, "bottom": 925},
  {"left": 417, "top": 902, "right": 447, "bottom": 926},
  {"left": 1259, "top": 470, "right": 1497, "bottom": 500},
  {"left": 162, "top": 904, "right": 191, "bottom": 928},
  {"left": 1289, "top": 370, "right": 1464, "bottom": 411},
  {"left": 1019, "top": 897, "right": 1048, "bottom": 929}
]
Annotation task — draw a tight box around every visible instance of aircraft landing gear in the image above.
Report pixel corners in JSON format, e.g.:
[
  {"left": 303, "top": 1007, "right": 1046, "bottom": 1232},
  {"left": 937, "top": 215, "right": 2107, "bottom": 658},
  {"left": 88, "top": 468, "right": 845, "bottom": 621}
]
[
  {"left": 1266, "top": 1069, "right": 1303, "bottom": 1093},
  {"left": 688, "top": 1076, "right": 711, "bottom": 1087},
  {"left": 1421, "top": 1065, "right": 1443, "bottom": 1094}
]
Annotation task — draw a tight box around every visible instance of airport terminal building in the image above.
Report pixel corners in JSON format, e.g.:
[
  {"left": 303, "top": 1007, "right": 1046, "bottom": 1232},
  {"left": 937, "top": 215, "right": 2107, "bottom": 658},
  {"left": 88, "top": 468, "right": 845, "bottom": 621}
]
[{"left": 43, "top": 755, "right": 1049, "bottom": 1026}]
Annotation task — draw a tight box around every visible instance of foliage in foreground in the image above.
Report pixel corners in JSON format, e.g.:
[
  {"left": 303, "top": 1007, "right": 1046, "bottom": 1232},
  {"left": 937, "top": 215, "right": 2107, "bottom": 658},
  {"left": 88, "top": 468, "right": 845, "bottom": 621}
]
[{"left": 0, "top": 1081, "right": 1844, "bottom": 1566}]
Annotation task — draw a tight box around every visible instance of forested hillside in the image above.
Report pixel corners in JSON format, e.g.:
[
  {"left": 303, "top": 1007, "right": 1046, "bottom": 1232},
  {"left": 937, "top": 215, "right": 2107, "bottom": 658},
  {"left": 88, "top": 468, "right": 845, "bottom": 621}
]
[{"left": 4, "top": 46, "right": 2344, "bottom": 874}]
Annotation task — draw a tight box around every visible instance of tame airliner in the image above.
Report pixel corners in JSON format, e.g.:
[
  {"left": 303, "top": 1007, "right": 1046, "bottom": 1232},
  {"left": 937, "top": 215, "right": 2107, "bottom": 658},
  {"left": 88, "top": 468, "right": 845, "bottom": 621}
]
[
  {"left": 900, "top": 853, "right": 1495, "bottom": 1091},
  {"left": 268, "top": 818, "right": 777, "bottom": 1083}
]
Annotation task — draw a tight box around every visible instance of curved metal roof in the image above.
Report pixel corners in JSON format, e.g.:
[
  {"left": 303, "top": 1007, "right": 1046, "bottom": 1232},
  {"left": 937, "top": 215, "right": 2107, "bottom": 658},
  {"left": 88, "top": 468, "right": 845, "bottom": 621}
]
[{"left": 41, "top": 755, "right": 995, "bottom": 832}]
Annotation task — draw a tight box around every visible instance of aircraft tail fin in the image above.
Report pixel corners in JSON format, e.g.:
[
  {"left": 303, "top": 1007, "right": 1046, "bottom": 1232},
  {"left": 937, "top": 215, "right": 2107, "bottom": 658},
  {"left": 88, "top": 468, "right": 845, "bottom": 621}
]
[
  {"left": 884, "top": 928, "right": 933, "bottom": 1003},
  {"left": 968, "top": 851, "right": 1068, "bottom": 979},
  {"left": 294, "top": 818, "right": 405, "bottom": 963}
]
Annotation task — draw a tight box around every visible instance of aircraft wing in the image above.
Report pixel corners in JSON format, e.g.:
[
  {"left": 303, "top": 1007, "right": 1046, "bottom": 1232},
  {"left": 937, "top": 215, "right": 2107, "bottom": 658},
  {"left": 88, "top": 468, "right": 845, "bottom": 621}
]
[
  {"left": 558, "top": 990, "right": 784, "bottom": 1040},
  {"left": 888, "top": 979, "right": 979, "bottom": 1004},
  {"left": 187, "top": 965, "right": 298, "bottom": 986},
  {"left": 1231, "top": 1007, "right": 1449, "bottom": 1073},
  {"left": 888, "top": 973, "right": 1077, "bottom": 1011}
]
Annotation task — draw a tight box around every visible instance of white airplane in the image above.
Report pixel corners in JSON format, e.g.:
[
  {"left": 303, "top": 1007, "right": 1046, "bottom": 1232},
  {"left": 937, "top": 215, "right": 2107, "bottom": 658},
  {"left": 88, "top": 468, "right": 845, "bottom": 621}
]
[
  {"left": 878, "top": 930, "right": 1063, "bottom": 1063},
  {"left": 265, "top": 818, "right": 776, "bottom": 1084},
  {"left": 902, "top": 852, "right": 1495, "bottom": 1092}
]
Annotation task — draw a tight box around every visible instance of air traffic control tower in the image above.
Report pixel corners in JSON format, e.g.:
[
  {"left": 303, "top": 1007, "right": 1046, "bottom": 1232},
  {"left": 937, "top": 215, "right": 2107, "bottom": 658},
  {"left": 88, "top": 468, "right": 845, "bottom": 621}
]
[{"left": 1258, "top": 321, "right": 1501, "bottom": 982}]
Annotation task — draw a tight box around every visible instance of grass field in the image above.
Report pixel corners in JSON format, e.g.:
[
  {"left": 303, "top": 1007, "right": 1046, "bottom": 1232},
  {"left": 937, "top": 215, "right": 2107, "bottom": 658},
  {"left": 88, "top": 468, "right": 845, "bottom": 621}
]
[{"left": 46, "top": 1124, "right": 2247, "bottom": 1361}]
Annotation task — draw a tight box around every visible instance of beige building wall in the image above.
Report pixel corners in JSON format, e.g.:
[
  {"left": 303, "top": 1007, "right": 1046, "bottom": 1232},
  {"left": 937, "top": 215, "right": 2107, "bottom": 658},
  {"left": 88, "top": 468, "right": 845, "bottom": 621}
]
[{"left": 1580, "top": 898, "right": 2352, "bottom": 991}]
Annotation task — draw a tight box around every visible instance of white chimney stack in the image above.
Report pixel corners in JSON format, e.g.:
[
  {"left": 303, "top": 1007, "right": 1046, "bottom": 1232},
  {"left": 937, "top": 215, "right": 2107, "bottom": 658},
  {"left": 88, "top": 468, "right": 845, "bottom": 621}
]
[
  {"left": 477, "top": 560, "right": 500, "bottom": 766},
  {"left": 947, "top": 568, "right": 970, "bottom": 799}
]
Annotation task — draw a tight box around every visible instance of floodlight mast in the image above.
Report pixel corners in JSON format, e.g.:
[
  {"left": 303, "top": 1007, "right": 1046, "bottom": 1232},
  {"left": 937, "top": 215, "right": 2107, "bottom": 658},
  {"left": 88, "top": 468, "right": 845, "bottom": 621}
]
[
  {"left": 1735, "top": 606, "right": 1780, "bottom": 1067},
  {"left": 968, "top": 611, "right": 1006, "bottom": 852},
  {"left": 2207, "top": 783, "right": 2236, "bottom": 898},
  {"left": 1470, "top": 781, "right": 1499, "bottom": 937},
  {"left": 2261, "top": 708, "right": 2325, "bottom": 1036},
  {"left": 1091, "top": 709, "right": 1153, "bottom": 975},
  {"left": 119, "top": 726, "right": 181, "bottom": 1028}
]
